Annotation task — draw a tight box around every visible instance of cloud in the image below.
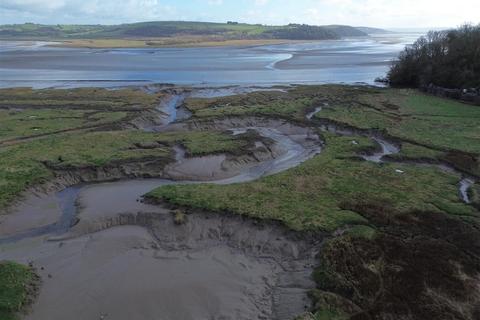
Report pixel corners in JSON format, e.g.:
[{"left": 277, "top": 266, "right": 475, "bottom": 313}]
[
  {"left": 1, "top": 0, "right": 66, "bottom": 13},
  {"left": 207, "top": 0, "right": 223, "bottom": 5},
  {"left": 254, "top": 0, "right": 269, "bottom": 5},
  {"left": 302, "top": 0, "right": 480, "bottom": 28},
  {"left": 0, "top": 0, "right": 179, "bottom": 24},
  {"left": 0, "top": 0, "right": 478, "bottom": 27}
]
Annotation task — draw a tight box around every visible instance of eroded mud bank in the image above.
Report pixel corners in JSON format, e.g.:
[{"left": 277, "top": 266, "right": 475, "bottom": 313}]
[{"left": 1, "top": 210, "right": 321, "bottom": 320}]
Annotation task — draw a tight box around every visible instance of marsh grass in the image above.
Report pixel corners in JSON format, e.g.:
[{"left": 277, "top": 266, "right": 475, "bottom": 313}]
[
  {"left": 0, "top": 87, "right": 159, "bottom": 110},
  {"left": 148, "top": 134, "right": 474, "bottom": 231},
  {"left": 0, "top": 262, "right": 37, "bottom": 320},
  {"left": 0, "top": 129, "right": 257, "bottom": 210}
]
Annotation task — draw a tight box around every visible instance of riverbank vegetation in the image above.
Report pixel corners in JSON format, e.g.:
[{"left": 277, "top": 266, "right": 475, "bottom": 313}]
[{"left": 387, "top": 24, "right": 480, "bottom": 90}]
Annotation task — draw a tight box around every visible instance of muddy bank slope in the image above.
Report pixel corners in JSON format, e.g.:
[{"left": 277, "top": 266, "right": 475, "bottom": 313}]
[{"left": 2, "top": 209, "right": 322, "bottom": 320}]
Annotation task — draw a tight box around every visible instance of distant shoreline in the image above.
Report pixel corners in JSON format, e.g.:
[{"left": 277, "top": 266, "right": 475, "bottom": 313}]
[
  {"left": 0, "top": 21, "right": 387, "bottom": 49},
  {"left": 48, "top": 38, "right": 306, "bottom": 49}
]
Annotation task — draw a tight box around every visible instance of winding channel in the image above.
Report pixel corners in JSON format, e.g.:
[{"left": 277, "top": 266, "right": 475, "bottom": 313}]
[
  {"left": 0, "top": 86, "right": 477, "bottom": 320},
  {"left": 307, "top": 106, "right": 478, "bottom": 204}
]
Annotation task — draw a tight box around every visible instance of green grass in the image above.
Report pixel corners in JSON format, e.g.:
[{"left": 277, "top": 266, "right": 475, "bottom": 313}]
[
  {"left": 184, "top": 91, "right": 317, "bottom": 121},
  {"left": 0, "top": 131, "right": 167, "bottom": 209},
  {"left": 0, "top": 128, "right": 257, "bottom": 210},
  {"left": 147, "top": 133, "right": 475, "bottom": 232},
  {"left": 346, "top": 225, "right": 377, "bottom": 240},
  {"left": 313, "top": 309, "right": 348, "bottom": 320},
  {"left": 184, "top": 85, "right": 377, "bottom": 121},
  {"left": 305, "top": 290, "right": 350, "bottom": 320},
  {"left": 319, "top": 89, "right": 480, "bottom": 154},
  {"left": 469, "top": 184, "right": 480, "bottom": 207},
  {"left": 389, "top": 142, "right": 445, "bottom": 161},
  {"left": 0, "top": 87, "right": 159, "bottom": 111},
  {"left": 155, "top": 130, "right": 261, "bottom": 157},
  {"left": 0, "top": 261, "right": 37, "bottom": 320},
  {"left": 0, "top": 109, "right": 127, "bottom": 142},
  {"left": 0, "top": 87, "right": 162, "bottom": 143}
]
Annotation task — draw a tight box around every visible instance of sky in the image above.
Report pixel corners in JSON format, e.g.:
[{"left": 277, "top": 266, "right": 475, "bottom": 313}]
[{"left": 0, "top": 0, "right": 479, "bottom": 28}]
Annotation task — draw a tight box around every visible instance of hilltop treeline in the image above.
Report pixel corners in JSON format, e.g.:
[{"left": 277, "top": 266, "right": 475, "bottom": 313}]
[
  {"left": 266, "top": 24, "right": 365, "bottom": 40},
  {"left": 388, "top": 24, "right": 480, "bottom": 89},
  {"left": 0, "top": 21, "right": 378, "bottom": 41}
]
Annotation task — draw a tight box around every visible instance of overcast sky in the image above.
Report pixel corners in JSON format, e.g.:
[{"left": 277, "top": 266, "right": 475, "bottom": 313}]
[{"left": 1, "top": 0, "right": 479, "bottom": 28}]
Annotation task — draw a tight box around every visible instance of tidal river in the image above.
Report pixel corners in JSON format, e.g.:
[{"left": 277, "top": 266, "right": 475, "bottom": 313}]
[{"left": 0, "top": 33, "right": 421, "bottom": 88}]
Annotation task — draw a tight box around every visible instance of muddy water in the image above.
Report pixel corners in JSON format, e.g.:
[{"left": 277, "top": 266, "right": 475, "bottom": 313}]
[
  {"left": 157, "top": 93, "right": 187, "bottom": 124},
  {"left": 0, "top": 187, "right": 81, "bottom": 241},
  {"left": 362, "top": 137, "right": 401, "bottom": 163},
  {"left": 460, "top": 178, "right": 475, "bottom": 203},
  {"left": 306, "top": 107, "right": 322, "bottom": 120}
]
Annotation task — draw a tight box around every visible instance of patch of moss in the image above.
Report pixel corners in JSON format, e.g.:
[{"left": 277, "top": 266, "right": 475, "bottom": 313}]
[
  {"left": 0, "top": 261, "right": 39, "bottom": 320},
  {"left": 346, "top": 225, "right": 377, "bottom": 240}
]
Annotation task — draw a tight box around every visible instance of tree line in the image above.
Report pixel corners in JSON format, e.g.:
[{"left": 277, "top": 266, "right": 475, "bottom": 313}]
[{"left": 387, "top": 24, "right": 480, "bottom": 89}]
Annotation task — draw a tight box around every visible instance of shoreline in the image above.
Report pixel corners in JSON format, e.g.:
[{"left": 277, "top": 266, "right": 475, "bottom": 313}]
[{"left": 48, "top": 38, "right": 306, "bottom": 49}]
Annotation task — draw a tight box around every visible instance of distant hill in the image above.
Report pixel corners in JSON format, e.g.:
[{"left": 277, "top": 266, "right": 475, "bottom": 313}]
[
  {"left": 355, "top": 26, "right": 391, "bottom": 34},
  {"left": 0, "top": 21, "right": 375, "bottom": 41},
  {"left": 323, "top": 25, "right": 368, "bottom": 37}
]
